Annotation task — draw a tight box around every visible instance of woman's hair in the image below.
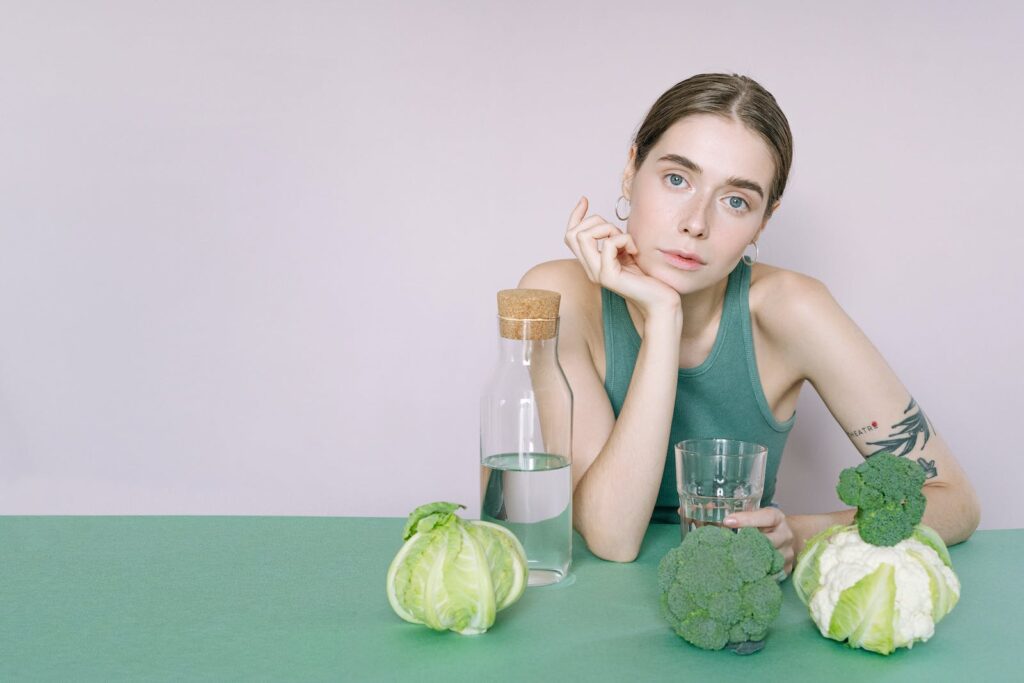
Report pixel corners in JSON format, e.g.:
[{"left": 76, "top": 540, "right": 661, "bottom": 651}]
[{"left": 632, "top": 73, "right": 793, "bottom": 217}]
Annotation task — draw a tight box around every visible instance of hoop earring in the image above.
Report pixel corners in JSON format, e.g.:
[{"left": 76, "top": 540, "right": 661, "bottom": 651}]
[
  {"left": 614, "top": 195, "right": 631, "bottom": 221},
  {"left": 742, "top": 242, "right": 759, "bottom": 266}
]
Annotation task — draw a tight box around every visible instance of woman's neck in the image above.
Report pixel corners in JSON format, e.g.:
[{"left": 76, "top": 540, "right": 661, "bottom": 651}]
[{"left": 678, "top": 276, "right": 729, "bottom": 341}]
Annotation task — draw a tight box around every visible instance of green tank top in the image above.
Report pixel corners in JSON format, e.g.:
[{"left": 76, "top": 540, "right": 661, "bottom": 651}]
[{"left": 601, "top": 261, "right": 795, "bottom": 524}]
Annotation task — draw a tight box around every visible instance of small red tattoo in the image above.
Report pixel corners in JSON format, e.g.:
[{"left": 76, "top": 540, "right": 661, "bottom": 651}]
[{"left": 871, "top": 421, "right": 878, "bottom": 428}]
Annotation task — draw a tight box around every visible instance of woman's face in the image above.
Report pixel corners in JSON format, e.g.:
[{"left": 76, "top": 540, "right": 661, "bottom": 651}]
[{"left": 623, "top": 114, "right": 777, "bottom": 294}]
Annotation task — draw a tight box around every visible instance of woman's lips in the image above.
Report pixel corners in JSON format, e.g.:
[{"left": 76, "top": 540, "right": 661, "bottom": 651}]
[{"left": 660, "top": 249, "right": 704, "bottom": 271}]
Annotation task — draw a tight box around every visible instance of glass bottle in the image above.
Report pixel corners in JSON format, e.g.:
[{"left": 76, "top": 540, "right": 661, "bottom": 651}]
[{"left": 480, "top": 288, "right": 573, "bottom": 586}]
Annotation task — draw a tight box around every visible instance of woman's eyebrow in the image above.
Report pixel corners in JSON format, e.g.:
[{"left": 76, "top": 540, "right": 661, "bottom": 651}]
[
  {"left": 725, "top": 177, "right": 764, "bottom": 199},
  {"left": 657, "top": 153, "right": 764, "bottom": 199},
  {"left": 657, "top": 153, "right": 702, "bottom": 173}
]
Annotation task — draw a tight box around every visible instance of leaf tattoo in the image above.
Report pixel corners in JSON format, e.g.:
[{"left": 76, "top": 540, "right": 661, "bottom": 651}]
[
  {"left": 866, "top": 398, "right": 933, "bottom": 458},
  {"left": 916, "top": 457, "right": 938, "bottom": 479}
]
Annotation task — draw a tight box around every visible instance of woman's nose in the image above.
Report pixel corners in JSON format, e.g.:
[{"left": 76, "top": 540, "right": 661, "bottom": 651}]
[{"left": 678, "top": 202, "right": 710, "bottom": 238}]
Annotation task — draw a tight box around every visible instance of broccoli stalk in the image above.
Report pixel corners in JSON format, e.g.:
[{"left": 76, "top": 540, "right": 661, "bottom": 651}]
[
  {"left": 657, "top": 526, "right": 784, "bottom": 651},
  {"left": 836, "top": 451, "right": 927, "bottom": 547}
]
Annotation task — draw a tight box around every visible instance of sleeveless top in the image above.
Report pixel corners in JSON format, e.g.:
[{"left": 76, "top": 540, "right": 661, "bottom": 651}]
[{"left": 600, "top": 261, "right": 795, "bottom": 524}]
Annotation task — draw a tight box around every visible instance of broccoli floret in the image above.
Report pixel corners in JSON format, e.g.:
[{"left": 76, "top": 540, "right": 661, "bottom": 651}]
[
  {"left": 657, "top": 526, "right": 784, "bottom": 651},
  {"left": 836, "top": 451, "right": 927, "bottom": 547}
]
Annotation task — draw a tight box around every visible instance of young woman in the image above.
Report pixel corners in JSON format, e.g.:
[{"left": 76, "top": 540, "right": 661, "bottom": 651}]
[{"left": 519, "top": 73, "right": 980, "bottom": 571}]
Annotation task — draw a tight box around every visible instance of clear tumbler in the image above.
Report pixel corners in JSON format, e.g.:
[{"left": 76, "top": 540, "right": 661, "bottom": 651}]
[{"left": 675, "top": 438, "right": 767, "bottom": 540}]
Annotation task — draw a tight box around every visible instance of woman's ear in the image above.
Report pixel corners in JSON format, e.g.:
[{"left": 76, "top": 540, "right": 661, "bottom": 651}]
[
  {"left": 621, "top": 146, "right": 638, "bottom": 199},
  {"left": 754, "top": 202, "right": 780, "bottom": 242}
]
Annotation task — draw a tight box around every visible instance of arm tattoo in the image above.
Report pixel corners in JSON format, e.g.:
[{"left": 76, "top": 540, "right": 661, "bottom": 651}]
[
  {"left": 915, "top": 457, "right": 938, "bottom": 479},
  {"left": 866, "top": 398, "right": 939, "bottom": 479}
]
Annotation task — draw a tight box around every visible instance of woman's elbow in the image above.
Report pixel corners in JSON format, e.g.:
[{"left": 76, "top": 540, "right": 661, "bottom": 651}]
[
  {"left": 578, "top": 529, "right": 641, "bottom": 563},
  {"left": 591, "top": 545, "right": 640, "bottom": 563},
  {"left": 959, "top": 491, "right": 982, "bottom": 542},
  {"left": 571, "top": 494, "right": 645, "bottom": 562},
  {"left": 936, "top": 482, "right": 982, "bottom": 546}
]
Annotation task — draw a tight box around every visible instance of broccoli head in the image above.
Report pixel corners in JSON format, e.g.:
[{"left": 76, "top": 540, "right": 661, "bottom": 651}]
[
  {"left": 836, "top": 451, "right": 927, "bottom": 547},
  {"left": 658, "top": 526, "right": 784, "bottom": 651}
]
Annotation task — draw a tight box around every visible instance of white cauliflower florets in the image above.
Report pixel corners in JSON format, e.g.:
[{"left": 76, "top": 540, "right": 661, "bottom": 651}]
[{"left": 808, "top": 529, "right": 960, "bottom": 649}]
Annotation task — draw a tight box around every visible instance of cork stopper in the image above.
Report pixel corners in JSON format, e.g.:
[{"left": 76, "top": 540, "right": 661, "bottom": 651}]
[{"left": 497, "top": 289, "right": 560, "bottom": 340}]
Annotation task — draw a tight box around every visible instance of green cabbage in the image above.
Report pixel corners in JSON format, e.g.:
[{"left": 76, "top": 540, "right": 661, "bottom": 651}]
[{"left": 385, "top": 502, "right": 528, "bottom": 635}]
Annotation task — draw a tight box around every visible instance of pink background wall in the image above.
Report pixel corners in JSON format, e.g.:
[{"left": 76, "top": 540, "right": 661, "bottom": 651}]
[{"left": 1, "top": 1, "right": 1021, "bottom": 528}]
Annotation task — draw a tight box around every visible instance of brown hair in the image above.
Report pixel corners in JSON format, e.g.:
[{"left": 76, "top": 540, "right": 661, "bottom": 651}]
[{"left": 632, "top": 74, "right": 793, "bottom": 217}]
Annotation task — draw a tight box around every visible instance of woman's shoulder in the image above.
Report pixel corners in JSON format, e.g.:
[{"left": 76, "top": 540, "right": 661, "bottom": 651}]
[
  {"left": 519, "top": 258, "right": 590, "bottom": 287},
  {"left": 518, "top": 259, "right": 602, "bottom": 310},
  {"left": 748, "top": 262, "right": 844, "bottom": 337},
  {"left": 518, "top": 259, "right": 605, "bottom": 350}
]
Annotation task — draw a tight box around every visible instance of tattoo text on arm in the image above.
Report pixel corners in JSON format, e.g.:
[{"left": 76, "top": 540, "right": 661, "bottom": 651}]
[{"left": 846, "top": 421, "right": 879, "bottom": 438}]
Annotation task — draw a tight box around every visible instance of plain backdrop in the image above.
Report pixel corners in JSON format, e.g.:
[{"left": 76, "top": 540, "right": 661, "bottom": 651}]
[{"left": 1, "top": 1, "right": 1022, "bottom": 529}]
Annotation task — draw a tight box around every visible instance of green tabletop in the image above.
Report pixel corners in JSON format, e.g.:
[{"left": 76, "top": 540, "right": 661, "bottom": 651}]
[{"left": 0, "top": 517, "right": 1019, "bottom": 681}]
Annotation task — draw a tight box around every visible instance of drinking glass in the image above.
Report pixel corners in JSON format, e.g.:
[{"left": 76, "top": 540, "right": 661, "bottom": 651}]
[{"left": 675, "top": 439, "right": 767, "bottom": 540}]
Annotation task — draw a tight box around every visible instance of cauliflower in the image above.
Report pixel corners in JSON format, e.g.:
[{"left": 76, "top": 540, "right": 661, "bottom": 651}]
[
  {"left": 658, "top": 525, "right": 784, "bottom": 652},
  {"left": 792, "top": 453, "right": 961, "bottom": 655}
]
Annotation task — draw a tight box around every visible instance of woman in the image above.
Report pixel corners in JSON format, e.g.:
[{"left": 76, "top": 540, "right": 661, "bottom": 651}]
[{"left": 519, "top": 73, "right": 980, "bottom": 571}]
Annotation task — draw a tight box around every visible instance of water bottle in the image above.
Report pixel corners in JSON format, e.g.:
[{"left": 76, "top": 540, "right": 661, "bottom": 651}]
[{"left": 480, "top": 288, "right": 573, "bottom": 586}]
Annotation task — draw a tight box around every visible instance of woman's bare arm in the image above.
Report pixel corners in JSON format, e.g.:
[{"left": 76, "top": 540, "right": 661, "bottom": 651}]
[
  {"left": 753, "top": 272, "right": 981, "bottom": 552},
  {"left": 518, "top": 259, "right": 681, "bottom": 561}
]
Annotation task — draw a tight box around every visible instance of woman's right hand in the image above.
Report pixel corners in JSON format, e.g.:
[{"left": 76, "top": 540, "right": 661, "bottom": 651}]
[{"left": 564, "top": 196, "right": 681, "bottom": 319}]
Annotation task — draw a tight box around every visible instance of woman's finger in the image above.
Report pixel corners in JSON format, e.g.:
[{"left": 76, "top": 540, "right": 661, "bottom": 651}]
[
  {"left": 576, "top": 223, "right": 623, "bottom": 281},
  {"left": 565, "top": 212, "right": 615, "bottom": 279},
  {"left": 564, "top": 234, "right": 594, "bottom": 281},
  {"left": 573, "top": 220, "right": 623, "bottom": 246},
  {"left": 761, "top": 525, "right": 793, "bottom": 548},
  {"left": 569, "top": 214, "right": 618, "bottom": 240},
  {"left": 723, "top": 508, "right": 783, "bottom": 530},
  {"left": 564, "top": 211, "right": 599, "bottom": 279},
  {"left": 576, "top": 225, "right": 612, "bottom": 280},
  {"left": 566, "top": 196, "right": 588, "bottom": 232},
  {"left": 599, "top": 233, "right": 633, "bottom": 284}
]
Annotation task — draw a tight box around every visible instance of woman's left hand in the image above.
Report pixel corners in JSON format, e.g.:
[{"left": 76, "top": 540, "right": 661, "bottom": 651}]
[{"left": 724, "top": 507, "right": 795, "bottom": 575}]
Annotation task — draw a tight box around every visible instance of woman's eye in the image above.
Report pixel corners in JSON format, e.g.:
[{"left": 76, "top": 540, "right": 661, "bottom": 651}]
[
  {"left": 666, "top": 173, "right": 688, "bottom": 188},
  {"left": 726, "top": 196, "right": 748, "bottom": 211}
]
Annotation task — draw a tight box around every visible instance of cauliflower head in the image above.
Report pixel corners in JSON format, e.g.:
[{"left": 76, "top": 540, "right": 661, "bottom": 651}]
[{"left": 793, "top": 525, "right": 960, "bottom": 655}]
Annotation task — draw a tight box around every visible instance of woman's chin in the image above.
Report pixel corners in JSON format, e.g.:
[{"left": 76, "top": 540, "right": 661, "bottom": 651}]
[
  {"left": 646, "top": 265, "right": 700, "bottom": 294},
  {"left": 636, "top": 255, "right": 713, "bottom": 296}
]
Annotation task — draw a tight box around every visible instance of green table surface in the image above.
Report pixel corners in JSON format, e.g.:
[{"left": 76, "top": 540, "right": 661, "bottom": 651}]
[{"left": 0, "top": 517, "right": 1018, "bottom": 681}]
